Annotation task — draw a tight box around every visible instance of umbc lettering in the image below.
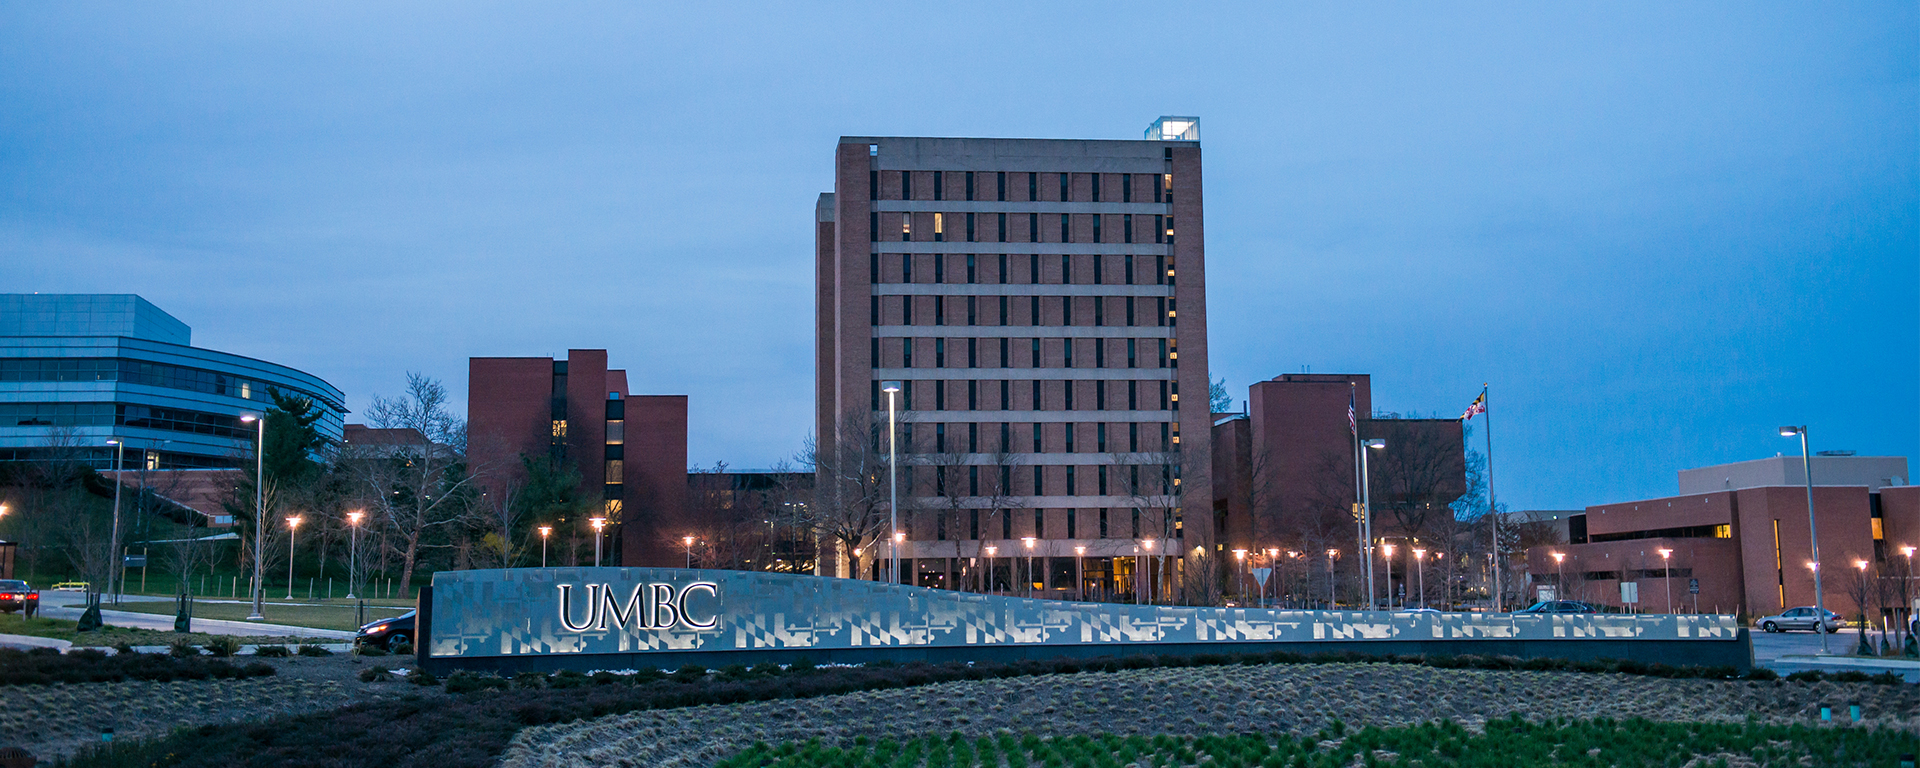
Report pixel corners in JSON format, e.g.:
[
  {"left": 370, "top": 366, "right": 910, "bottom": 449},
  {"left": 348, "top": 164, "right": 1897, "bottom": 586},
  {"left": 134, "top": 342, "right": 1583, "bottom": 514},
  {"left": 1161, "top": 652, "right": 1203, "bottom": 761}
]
[{"left": 556, "top": 582, "right": 719, "bottom": 632}]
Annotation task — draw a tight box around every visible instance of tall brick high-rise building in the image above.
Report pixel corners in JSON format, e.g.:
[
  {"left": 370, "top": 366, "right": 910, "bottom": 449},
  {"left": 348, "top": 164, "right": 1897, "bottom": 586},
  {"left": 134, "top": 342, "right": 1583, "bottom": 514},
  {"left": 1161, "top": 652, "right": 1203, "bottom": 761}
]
[
  {"left": 468, "top": 351, "right": 687, "bottom": 567},
  {"left": 814, "top": 118, "right": 1214, "bottom": 601}
]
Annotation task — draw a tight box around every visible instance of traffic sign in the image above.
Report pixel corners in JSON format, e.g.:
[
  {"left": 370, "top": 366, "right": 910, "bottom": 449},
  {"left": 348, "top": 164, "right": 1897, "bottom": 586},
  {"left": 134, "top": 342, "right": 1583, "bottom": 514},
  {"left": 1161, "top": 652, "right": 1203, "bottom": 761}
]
[
  {"left": 1688, "top": 578, "right": 1699, "bottom": 595},
  {"left": 1251, "top": 568, "right": 1271, "bottom": 587}
]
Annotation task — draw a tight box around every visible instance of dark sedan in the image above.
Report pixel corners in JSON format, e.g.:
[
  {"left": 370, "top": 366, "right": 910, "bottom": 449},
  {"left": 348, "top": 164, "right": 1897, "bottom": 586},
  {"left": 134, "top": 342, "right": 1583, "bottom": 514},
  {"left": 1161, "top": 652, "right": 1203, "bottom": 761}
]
[
  {"left": 354, "top": 611, "right": 416, "bottom": 651},
  {"left": 1515, "top": 600, "right": 1600, "bottom": 614},
  {"left": 0, "top": 580, "right": 39, "bottom": 615}
]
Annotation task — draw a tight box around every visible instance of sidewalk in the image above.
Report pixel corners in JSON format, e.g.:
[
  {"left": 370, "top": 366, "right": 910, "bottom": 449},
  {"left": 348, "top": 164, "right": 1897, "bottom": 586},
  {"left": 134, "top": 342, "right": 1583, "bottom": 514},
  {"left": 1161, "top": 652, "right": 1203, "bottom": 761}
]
[
  {"left": 0, "top": 633, "right": 73, "bottom": 651},
  {"left": 35, "top": 597, "right": 354, "bottom": 639},
  {"left": 1770, "top": 654, "right": 1920, "bottom": 683}
]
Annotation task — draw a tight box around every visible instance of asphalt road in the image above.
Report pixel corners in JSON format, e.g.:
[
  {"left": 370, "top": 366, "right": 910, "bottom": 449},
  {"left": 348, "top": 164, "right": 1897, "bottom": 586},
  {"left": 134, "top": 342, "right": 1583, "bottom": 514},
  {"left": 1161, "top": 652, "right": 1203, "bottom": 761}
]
[{"left": 36, "top": 592, "right": 353, "bottom": 639}]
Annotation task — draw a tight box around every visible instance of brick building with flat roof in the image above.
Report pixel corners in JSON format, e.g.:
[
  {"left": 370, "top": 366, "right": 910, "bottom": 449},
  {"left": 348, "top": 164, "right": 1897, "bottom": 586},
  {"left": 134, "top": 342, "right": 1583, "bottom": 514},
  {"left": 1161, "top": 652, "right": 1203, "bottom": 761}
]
[
  {"left": 1525, "top": 455, "right": 1917, "bottom": 621},
  {"left": 814, "top": 118, "right": 1214, "bottom": 601},
  {"left": 467, "top": 351, "right": 686, "bottom": 567}
]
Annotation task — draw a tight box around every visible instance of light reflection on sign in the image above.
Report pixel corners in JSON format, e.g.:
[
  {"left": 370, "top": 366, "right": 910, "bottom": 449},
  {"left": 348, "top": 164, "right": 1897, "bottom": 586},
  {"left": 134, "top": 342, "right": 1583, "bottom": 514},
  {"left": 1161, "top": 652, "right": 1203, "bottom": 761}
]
[{"left": 556, "top": 582, "right": 719, "bottom": 632}]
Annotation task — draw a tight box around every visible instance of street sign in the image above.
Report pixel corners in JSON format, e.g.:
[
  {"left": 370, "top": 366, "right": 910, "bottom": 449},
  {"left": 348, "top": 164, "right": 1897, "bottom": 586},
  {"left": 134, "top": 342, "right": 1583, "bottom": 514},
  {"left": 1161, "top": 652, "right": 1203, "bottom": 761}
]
[
  {"left": 123, "top": 555, "right": 146, "bottom": 568},
  {"left": 1620, "top": 581, "right": 1639, "bottom": 604},
  {"left": 1688, "top": 578, "right": 1700, "bottom": 595},
  {"left": 1251, "top": 568, "right": 1271, "bottom": 587}
]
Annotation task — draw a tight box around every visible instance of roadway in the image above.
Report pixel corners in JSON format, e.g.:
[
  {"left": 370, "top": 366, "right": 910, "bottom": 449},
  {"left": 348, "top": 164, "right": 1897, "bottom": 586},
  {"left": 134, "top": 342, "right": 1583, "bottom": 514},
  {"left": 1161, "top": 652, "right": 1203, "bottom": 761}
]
[{"left": 35, "top": 592, "right": 354, "bottom": 639}]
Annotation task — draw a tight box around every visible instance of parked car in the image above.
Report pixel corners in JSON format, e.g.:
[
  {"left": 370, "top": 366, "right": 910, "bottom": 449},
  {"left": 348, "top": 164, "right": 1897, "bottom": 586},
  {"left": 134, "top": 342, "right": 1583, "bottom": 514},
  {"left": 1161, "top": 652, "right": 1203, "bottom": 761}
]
[
  {"left": 1754, "top": 606, "right": 1841, "bottom": 633},
  {"left": 1515, "top": 600, "right": 1600, "bottom": 614},
  {"left": 0, "top": 580, "right": 39, "bottom": 614},
  {"left": 355, "top": 611, "right": 416, "bottom": 651}
]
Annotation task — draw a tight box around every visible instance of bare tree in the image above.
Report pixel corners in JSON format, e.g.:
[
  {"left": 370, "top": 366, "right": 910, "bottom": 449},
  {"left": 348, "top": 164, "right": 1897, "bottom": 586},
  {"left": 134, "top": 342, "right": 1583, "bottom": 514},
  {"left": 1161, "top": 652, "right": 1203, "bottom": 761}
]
[
  {"left": 351, "top": 373, "right": 482, "bottom": 595},
  {"left": 805, "top": 411, "right": 900, "bottom": 581}
]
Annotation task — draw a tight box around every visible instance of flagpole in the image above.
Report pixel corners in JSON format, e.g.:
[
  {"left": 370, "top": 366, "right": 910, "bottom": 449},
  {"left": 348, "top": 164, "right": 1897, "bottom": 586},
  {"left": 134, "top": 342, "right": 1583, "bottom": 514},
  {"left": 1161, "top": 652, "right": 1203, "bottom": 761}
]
[{"left": 1484, "top": 383, "right": 1500, "bottom": 614}]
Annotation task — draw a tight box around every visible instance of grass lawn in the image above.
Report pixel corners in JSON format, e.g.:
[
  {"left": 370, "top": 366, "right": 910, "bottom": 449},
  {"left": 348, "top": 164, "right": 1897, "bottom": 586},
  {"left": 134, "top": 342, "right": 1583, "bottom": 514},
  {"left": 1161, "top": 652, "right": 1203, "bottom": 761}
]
[
  {"left": 104, "top": 599, "right": 412, "bottom": 632},
  {"left": 0, "top": 613, "right": 316, "bottom": 647}
]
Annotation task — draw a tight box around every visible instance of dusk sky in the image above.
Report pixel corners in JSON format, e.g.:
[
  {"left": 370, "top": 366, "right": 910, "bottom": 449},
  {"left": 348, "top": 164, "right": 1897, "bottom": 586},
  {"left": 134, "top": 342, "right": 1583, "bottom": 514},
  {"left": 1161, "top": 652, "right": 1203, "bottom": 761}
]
[{"left": 2, "top": 3, "right": 1913, "bottom": 513}]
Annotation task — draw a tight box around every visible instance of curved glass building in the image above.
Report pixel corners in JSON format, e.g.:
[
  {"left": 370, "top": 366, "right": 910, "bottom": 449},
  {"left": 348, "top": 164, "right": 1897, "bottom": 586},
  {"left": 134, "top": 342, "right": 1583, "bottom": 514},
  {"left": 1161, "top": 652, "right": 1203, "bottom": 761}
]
[{"left": 0, "top": 294, "right": 345, "bottom": 469}]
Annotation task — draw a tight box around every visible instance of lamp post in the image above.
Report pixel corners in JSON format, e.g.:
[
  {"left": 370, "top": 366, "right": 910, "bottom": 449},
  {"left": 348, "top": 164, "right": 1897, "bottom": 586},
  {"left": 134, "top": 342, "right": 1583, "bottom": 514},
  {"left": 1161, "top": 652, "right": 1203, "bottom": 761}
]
[
  {"left": 1140, "top": 538, "right": 1156, "bottom": 605},
  {"left": 346, "top": 511, "right": 364, "bottom": 598},
  {"left": 1075, "top": 545, "right": 1086, "bottom": 600},
  {"left": 1853, "top": 559, "right": 1872, "bottom": 654},
  {"left": 1902, "top": 545, "right": 1916, "bottom": 649},
  {"left": 1778, "top": 425, "right": 1827, "bottom": 653},
  {"left": 1232, "top": 549, "right": 1247, "bottom": 605},
  {"left": 105, "top": 439, "right": 124, "bottom": 604},
  {"left": 882, "top": 380, "right": 903, "bottom": 585},
  {"left": 537, "top": 525, "right": 552, "bottom": 569},
  {"left": 984, "top": 545, "right": 998, "bottom": 593},
  {"left": 1266, "top": 548, "right": 1279, "bottom": 608},
  {"left": 1325, "top": 549, "right": 1339, "bottom": 608},
  {"left": 1656, "top": 548, "right": 1673, "bottom": 614},
  {"left": 1382, "top": 542, "right": 1396, "bottom": 611},
  {"left": 240, "top": 414, "right": 266, "bottom": 621},
  {"left": 1413, "top": 548, "right": 1427, "bottom": 610},
  {"left": 589, "top": 517, "right": 607, "bottom": 567},
  {"left": 684, "top": 535, "right": 696, "bottom": 569},
  {"left": 284, "top": 516, "right": 302, "bottom": 600},
  {"left": 1360, "top": 439, "right": 1386, "bottom": 609},
  {"left": 1022, "top": 537, "right": 1036, "bottom": 597},
  {"left": 895, "top": 531, "right": 907, "bottom": 586},
  {"left": 1551, "top": 551, "right": 1566, "bottom": 602}
]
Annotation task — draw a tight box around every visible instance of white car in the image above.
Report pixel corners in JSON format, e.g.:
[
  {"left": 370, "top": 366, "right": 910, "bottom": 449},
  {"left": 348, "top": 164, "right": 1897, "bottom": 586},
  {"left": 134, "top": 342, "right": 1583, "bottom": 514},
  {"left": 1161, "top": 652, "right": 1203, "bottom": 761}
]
[{"left": 1754, "top": 606, "right": 1841, "bottom": 633}]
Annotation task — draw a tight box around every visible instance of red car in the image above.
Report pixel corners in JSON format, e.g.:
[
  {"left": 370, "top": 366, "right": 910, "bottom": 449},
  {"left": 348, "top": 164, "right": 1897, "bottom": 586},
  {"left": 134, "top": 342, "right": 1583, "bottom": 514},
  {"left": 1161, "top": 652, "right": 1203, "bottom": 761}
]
[{"left": 0, "top": 580, "right": 39, "bottom": 615}]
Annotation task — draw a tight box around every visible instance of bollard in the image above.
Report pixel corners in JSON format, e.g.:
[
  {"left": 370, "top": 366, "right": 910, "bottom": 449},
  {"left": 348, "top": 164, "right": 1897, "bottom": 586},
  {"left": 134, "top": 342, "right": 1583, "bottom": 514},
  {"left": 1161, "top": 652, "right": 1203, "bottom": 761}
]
[
  {"left": 101, "top": 727, "right": 113, "bottom": 743},
  {"left": 1849, "top": 703, "right": 1861, "bottom": 722},
  {"left": 1819, "top": 706, "right": 1831, "bottom": 722},
  {"left": 1897, "top": 752, "right": 1913, "bottom": 768}
]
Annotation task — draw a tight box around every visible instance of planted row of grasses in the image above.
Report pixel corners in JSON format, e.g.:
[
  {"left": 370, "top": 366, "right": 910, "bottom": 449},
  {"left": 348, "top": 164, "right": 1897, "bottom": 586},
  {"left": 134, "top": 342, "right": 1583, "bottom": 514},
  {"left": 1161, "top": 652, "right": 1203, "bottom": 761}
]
[
  {"left": 53, "top": 650, "right": 1910, "bottom": 768},
  {"left": 0, "top": 647, "right": 275, "bottom": 686},
  {"left": 716, "top": 717, "right": 1915, "bottom": 768}
]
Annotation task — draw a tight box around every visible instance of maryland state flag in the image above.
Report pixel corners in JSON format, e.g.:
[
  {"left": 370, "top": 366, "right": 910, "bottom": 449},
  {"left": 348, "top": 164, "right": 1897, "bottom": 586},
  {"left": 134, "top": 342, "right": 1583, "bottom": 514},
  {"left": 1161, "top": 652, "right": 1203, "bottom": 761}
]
[{"left": 1461, "top": 391, "right": 1487, "bottom": 421}]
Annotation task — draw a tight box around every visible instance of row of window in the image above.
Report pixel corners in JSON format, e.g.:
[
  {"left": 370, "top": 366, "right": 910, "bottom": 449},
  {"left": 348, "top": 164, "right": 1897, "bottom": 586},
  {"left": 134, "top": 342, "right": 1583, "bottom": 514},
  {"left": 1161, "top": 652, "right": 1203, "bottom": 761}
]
[
  {"left": 872, "top": 420, "right": 1179, "bottom": 455},
  {"left": 869, "top": 211, "right": 1174, "bottom": 246},
  {"left": 906, "top": 507, "right": 1184, "bottom": 543},
  {"left": 870, "top": 378, "right": 1181, "bottom": 413},
  {"left": 869, "top": 252, "right": 1174, "bottom": 287},
  {"left": 0, "top": 357, "right": 331, "bottom": 410},
  {"left": 870, "top": 294, "right": 1175, "bottom": 329},
  {"left": 869, "top": 170, "right": 1173, "bottom": 205},
  {"left": 885, "top": 462, "right": 1180, "bottom": 506},
  {"left": 870, "top": 336, "right": 1179, "bottom": 370},
  {"left": 0, "top": 401, "right": 258, "bottom": 440}
]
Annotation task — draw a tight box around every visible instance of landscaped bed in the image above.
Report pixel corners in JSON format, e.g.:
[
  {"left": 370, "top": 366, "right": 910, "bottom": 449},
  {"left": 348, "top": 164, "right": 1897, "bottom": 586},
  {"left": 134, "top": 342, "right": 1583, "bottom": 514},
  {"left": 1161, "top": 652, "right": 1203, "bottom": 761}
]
[
  {"left": 500, "top": 663, "right": 1920, "bottom": 767},
  {"left": 711, "top": 719, "right": 1917, "bottom": 768},
  {"left": 49, "top": 652, "right": 1919, "bottom": 768}
]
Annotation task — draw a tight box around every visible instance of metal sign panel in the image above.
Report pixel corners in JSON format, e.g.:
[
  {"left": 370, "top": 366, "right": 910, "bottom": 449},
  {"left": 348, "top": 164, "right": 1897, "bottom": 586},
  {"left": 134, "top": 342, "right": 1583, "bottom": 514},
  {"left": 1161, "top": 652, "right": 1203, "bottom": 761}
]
[
  {"left": 1251, "top": 568, "right": 1271, "bottom": 587},
  {"left": 427, "top": 569, "right": 1740, "bottom": 661}
]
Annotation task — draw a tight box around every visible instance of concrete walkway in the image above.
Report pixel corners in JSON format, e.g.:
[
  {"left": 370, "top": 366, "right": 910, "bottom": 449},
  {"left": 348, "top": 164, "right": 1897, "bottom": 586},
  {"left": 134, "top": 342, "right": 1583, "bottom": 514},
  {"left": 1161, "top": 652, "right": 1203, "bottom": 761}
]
[
  {"left": 1770, "top": 654, "right": 1920, "bottom": 683},
  {"left": 0, "top": 633, "right": 73, "bottom": 651},
  {"left": 35, "top": 595, "right": 355, "bottom": 639}
]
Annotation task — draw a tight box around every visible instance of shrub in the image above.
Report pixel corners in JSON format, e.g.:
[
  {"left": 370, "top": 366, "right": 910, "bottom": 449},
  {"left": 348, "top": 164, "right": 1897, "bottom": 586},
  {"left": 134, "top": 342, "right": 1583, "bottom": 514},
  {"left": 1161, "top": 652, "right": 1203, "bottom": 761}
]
[
  {"left": 406, "top": 668, "right": 439, "bottom": 686},
  {"left": 512, "top": 671, "right": 548, "bottom": 689},
  {"left": 358, "top": 643, "right": 390, "bottom": 657},
  {"left": 788, "top": 657, "right": 817, "bottom": 673},
  {"left": 1742, "top": 668, "right": 1779, "bottom": 681},
  {"left": 167, "top": 639, "right": 200, "bottom": 658},
  {"left": 204, "top": 635, "right": 241, "bottom": 658},
  {"left": 0, "top": 647, "right": 273, "bottom": 686},
  {"left": 296, "top": 644, "right": 332, "bottom": 657},
  {"left": 111, "top": 641, "right": 137, "bottom": 655},
  {"left": 254, "top": 644, "right": 291, "bottom": 658},
  {"left": 1784, "top": 670, "right": 1826, "bottom": 683},
  {"left": 629, "top": 667, "right": 666, "bottom": 683},
  {"left": 549, "top": 670, "right": 591, "bottom": 689},
  {"left": 590, "top": 671, "right": 626, "bottom": 686},
  {"left": 391, "top": 638, "right": 414, "bottom": 655},
  {"left": 672, "top": 664, "right": 709, "bottom": 683},
  {"left": 1827, "top": 670, "right": 1872, "bottom": 683},
  {"left": 359, "top": 665, "right": 392, "bottom": 683},
  {"left": 446, "top": 670, "right": 511, "bottom": 693},
  {"left": 716, "top": 664, "right": 756, "bottom": 682}
]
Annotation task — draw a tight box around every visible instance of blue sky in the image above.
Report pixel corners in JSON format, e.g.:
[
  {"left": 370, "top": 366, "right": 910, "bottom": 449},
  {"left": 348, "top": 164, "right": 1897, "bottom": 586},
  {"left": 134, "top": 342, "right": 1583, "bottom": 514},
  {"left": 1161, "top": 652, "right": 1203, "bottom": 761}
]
[{"left": 1, "top": 2, "right": 1913, "bottom": 511}]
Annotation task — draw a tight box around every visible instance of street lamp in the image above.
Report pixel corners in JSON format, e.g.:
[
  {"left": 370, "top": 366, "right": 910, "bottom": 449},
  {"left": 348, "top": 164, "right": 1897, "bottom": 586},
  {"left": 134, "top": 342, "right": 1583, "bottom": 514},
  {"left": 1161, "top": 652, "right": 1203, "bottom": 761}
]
[
  {"left": 239, "top": 414, "right": 266, "bottom": 621},
  {"left": 1412, "top": 548, "right": 1427, "bottom": 610},
  {"left": 105, "top": 439, "right": 124, "bottom": 604},
  {"left": 1780, "top": 425, "right": 1828, "bottom": 653},
  {"left": 1853, "top": 559, "right": 1871, "bottom": 653},
  {"left": 1325, "top": 549, "right": 1339, "bottom": 608},
  {"left": 882, "top": 380, "right": 903, "bottom": 585},
  {"left": 589, "top": 517, "right": 607, "bottom": 567},
  {"left": 1232, "top": 549, "right": 1247, "bottom": 604},
  {"left": 346, "top": 511, "right": 364, "bottom": 598},
  {"left": 285, "top": 516, "right": 303, "bottom": 600},
  {"left": 1382, "top": 542, "right": 1396, "bottom": 611},
  {"left": 1551, "top": 551, "right": 1566, "bottom": 601},
  {"left": 1075, "top": 545, "right": 1087, "bottom": 601},
  {"left": 1360, "top": 438, "right": 1386, "bottom": 609},
  {"left": 984, "top": 545, "right": 998, "bottom": 593},
  {"left": 1266, "top": 548, "right": 1279, "bottom": 608},
  {"left": 684, "top": 535, "right": 696, "bottom": 569},
  {"left": 894, "top": 531, "right": 907, "bottom": 586},
  {"left": 537, "top": 525, "right": 552, "bottom": 569},
  {"left": 1140, "top": 538, "right": 1156, "bottom": 605},
  {"left": 1656, "top": 548, "right": 1673, "bottom": 614},
  {"left": 1022, "top": 537, "right": 1037, "bottom": 597}
]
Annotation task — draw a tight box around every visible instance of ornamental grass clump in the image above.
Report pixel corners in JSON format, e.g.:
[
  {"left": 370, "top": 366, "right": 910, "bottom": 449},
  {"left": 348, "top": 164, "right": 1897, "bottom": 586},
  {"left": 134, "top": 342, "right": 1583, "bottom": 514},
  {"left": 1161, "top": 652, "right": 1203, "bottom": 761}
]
[{"left": 0, "top": 646, "right": 274, "bottom": 685}]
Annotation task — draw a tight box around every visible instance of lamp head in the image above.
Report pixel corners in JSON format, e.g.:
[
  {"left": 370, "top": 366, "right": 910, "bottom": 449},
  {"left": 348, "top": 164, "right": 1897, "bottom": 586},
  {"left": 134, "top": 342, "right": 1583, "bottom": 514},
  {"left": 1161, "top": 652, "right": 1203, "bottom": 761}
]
[
  {"left": 1364, "top": 439, "right": 1386, "bottom": 450},
  {"left": 1901, "top": 545, "right": 1916, "bottom": 557},
  {"left": 538, "top": 525, "right": 551, "bottom": 537},
  {"left": 1075, "top": 545, "right": 1086, "bottom": 555},
  {"left": 985, "top": 545, "right": 996, "bottom": 555},
  {"left": 105, "top": 439, "right": 120, "bottom": 446},
  {"left": 347, "top": 510, "right": 364, "bottom": 525},
  {"left": 1326, "top": 548, "right": 1339, "bottom": 558},
  {"left": 287, "top": 515, "right": 302, "bottom": 528},
  {"left": 1551, "top": 552, "right": 1565, "bottom": 563},
  {"left": 894, "top": 531, "right": 906, "bottom": 543},
  {"left": 1022, "top": 537, "right": 1035, "bottom": 549},
  {"left": 240, "top": 414, "right": 257, "bottom": 423},
  {"left": 684, "top": 535, "right": 695, "bottom": 546},
  {"left": 1382, "top": 544, "right": 1394, "bottom": 556},
  {"left": 1854, "top": 560, "right": 1868, "bottom": 571},
  {"left": 1141, "top": 538, "right": 1155, "bottom": 550},
  {"left": 1232, "top": 549, "right": 1246, "bottom": 560},
  {"left": 881, "top": 380, "right": 902, "bottom": 393},
  {"left": 1779, "top": 426, "right": 1803, "bottom": 437},
  {"left": 1657, "top": 548, "right": 1671, "bottom": 559},
  {"left": 589, "top": 517, "right": 606, "bottom": 531},
  {"left": 1413, "top": 548, "right": 1425, "bottom": 559}
]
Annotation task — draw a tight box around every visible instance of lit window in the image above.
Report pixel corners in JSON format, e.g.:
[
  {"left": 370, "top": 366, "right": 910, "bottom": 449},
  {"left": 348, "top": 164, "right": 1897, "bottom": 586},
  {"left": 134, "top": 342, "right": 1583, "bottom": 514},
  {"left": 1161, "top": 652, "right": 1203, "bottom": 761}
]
[
  {"left": 551, "top": 420, "right": 568, "bottom": 438},
  {"left": 605, "top": 499, "right": 623, "bottom": 516},
  {"left": 605, "top": 459, "right": 623, "bottom": 484},
  {"left": 606, "top": 420, "right": 624, "bottom": 445},
  {"left": 1715, "top": 524, "right": 1732, "bottom": 539}
]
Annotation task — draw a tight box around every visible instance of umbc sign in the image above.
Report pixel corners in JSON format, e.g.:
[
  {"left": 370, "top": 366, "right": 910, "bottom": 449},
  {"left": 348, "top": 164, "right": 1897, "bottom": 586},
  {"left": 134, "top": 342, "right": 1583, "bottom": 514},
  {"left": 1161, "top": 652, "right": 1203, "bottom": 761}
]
[
  {"left": 555, "top": 581, "right": 719, "bottom": 632},
  {"left": 417, "top": 568, "right": 1750, "bottom": 674}
]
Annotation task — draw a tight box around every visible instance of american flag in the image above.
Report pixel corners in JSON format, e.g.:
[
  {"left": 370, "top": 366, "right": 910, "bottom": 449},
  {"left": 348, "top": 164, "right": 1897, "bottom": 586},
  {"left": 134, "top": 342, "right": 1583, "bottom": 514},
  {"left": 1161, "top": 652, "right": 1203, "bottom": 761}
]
[
  {"left": 1461, "top": 391, "right": 1487, "bottom": 421},
  {"left": 1347, "top": 384, "right": 1357, "bottom": 435}
]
